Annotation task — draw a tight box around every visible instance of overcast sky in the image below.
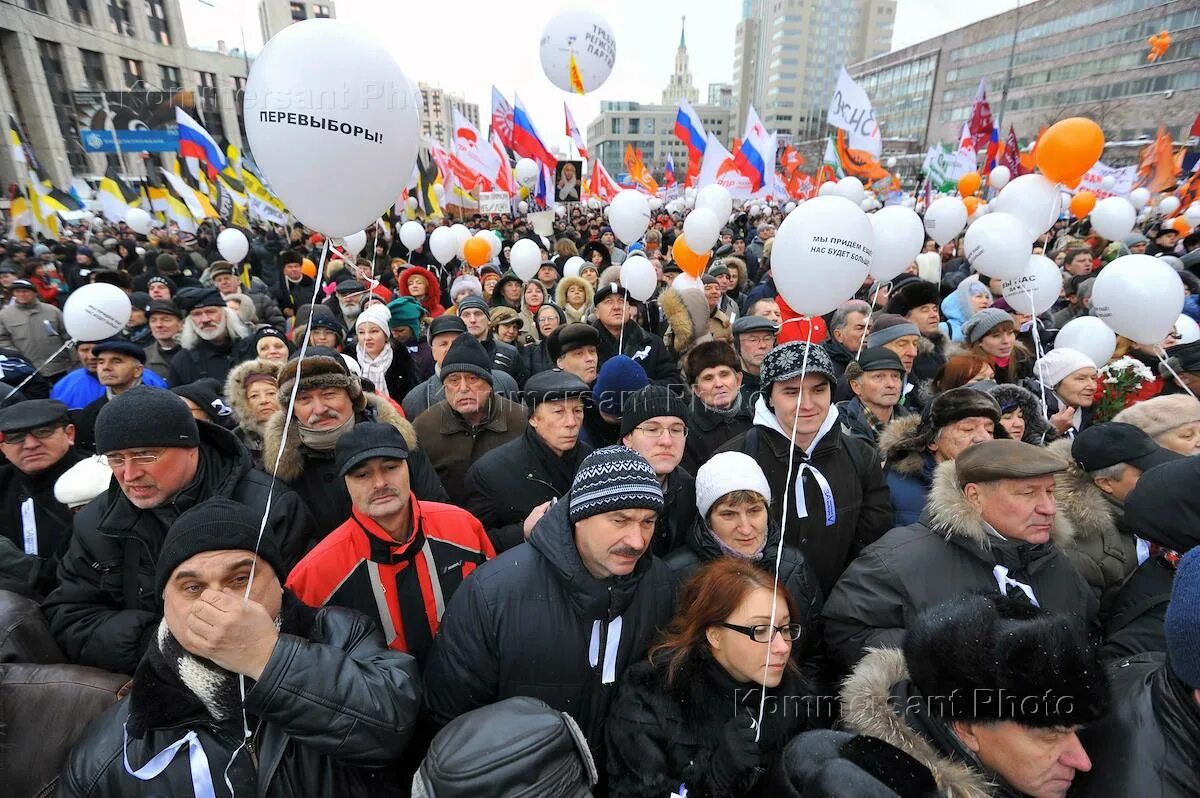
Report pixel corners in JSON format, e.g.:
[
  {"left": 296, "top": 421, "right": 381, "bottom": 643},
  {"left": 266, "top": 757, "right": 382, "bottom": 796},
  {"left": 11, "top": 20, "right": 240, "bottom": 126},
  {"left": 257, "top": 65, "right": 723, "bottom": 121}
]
[{"left": 181, "top": 0, "right": 1021, "bottom": 151}]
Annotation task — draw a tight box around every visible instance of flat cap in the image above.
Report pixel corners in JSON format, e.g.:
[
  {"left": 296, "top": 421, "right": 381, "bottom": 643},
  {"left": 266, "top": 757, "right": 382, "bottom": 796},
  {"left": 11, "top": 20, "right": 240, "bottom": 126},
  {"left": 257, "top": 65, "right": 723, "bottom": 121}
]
[
  {"left": 146, "top": 299, "right": 183, "bottom": 319},
  {"left": 732, "top": 315, "right": 779, "bottom": 336},
  {"left": 92, "top": 338, "right": 147, "bottom": 363},
  {"left": 955, "top": 439, "right": 1067, "bottom": 487},
  {"left": 176, "top": 287, "right": 225, "bottom": 313},
  {"left": 0, "top": 399, "right": 70, "bottom": 434},
  {"left": 428, "top": 314, "right": 468, "bottom": 340},
  {"left": 856, "top": 347, "right": 906, "bottom": 374},
  {"left": 522, "top": 369, "right": 590, "bottom": 408},
  {"left": 547, "top": 323, "right": 600, "bottom": 362},
  {"left": 208, "top": 260, "right": 235, "bottom": 278}
]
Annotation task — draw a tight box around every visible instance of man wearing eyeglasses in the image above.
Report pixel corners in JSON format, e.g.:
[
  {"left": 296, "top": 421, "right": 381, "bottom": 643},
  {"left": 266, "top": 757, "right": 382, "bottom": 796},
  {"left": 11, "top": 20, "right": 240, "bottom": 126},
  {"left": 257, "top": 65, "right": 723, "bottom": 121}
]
[
  {"left": 620, "top": 384, "right": 697, "bottom": 558},
  {"left": 0, "top": 399, "right": 85, "bottom": 597},
  {"left": 43, "top": 387, "right": 316, "bottom": 674}
]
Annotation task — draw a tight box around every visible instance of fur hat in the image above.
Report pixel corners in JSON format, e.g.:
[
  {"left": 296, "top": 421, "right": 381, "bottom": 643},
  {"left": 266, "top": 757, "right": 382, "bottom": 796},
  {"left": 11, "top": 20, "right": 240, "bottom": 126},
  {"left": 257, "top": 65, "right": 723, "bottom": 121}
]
[
  {"left": 885, "top": 280, "right": 941, "bottom": 319},
  {"left": 1114, "top": 393, "right": 1200, "bottom": 440},
  {"left": 903, "top": 593, "right": 1109, "bottom": 728},
  {"left": 449, "top": 274, "right": 483, "bottom": 301},
  {"left": 659, "top": 286, "right": 711, "bottom": 355},
  {"left": 276, "top": 355, "right": 363, "bottom": 409},
  {"left": 684, "top": 340, "right": 741, "bottom": 385}
]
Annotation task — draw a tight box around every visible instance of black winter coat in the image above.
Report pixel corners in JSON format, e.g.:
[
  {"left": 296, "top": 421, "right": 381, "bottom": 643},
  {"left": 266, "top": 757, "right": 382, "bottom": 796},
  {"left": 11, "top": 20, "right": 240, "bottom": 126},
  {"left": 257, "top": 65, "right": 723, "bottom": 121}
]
[
  {"left": 1101, "top": 555, "right": 1176, "bottom": 662},
  {"left": 681, "top": 399, "right": 754, "bottom": 477},
  {"left": 654, "top": 469, "right": 697, "bottom": 558},
  {"left": 480, "top": 336, "right": 528, "bottom": 386},
  {"left": 0, "top": 447, "right": 85, "bottom": 596},
  {"left": 462, "top": 427, "right": 591, "bottom": 553},
  {"left": 167, "top": 337, "right": 245, "bottom": 388},
  {"left": 522, "top": 339, "right": 556, "bottom": 376},
  {"left": 593, "top": 320, "right": 682, "bottom": 388},
  {"left": 606, "top": 654, "right": 818, "bottom": 798},
  {"left": 353, "top": 341, "right": 419, "bottom": 402},
  {"left": 42, "top": 423, "right": 316, "bottom": 674},
  {"left": 1075, "top": 653, "right": 1200, "bottom": 798},
  {"left": 422, "top": 499, "right": 679, "bottom": 764},
  {"left": 59, "top": 592, "right": 422, "bottom": 798}
]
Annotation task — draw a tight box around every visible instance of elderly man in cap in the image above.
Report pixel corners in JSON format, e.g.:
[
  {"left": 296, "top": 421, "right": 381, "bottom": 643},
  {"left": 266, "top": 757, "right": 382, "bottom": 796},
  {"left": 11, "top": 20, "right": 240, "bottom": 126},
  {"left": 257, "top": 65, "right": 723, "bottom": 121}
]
[
  {"left": 880, "top": 386, "right": 1005, "bottom": 526},
  {"left": 803, "top": 594, "right": 1108, "bottom": 798},
  {"left": 837, "top": 348, "right": 912, "bottom": 448},
  {"left": 463, "top": 369, "right": 593, "bottom": 552},
  {"left": 731, "top": 314, "right": 777, "bottom": 404},
  {"left": 288, "top": 421, "right": 494, "bottom": 660},
  {"left": 412, "top": 334, "right": 528, "bottom": 505},
  {"left": 885, "top": 279, "right": 947, "bottom": 380},
  {"left": 403, "top": 315, "right": 519, "bottom": 419},
  {"left": 457, "top": 295, "right": 526, "bottom": 384},
  {"left": 1077, "top": 547, "right": 1200, "bottom": 797},
  {"left": 0, "top": 399, "right": 85, "bottom": 595},
  {"left": 425, "top": 446, "right": 677, "bottom": 767},
  {"left": 168, "top": 287, "right": 252, "bottom": 387},
  {"left": 590, "top": 279, "right": 680, "bottom": 387},
  {"left": 142, "top": 299, "right": 184, "bottom": 381},
  {"left": 73, "top": 338, "right": 158, "bottom": 453},
  {"left": 548, "top": 322, "right": 601, "bottom": 384},
  {"left": 261, "top": 350, "right": 447, "bottom": 539},
  {"left": 823, "top": 438, "right": 1098, "bottom": 669},
  {"left": 209, "top": 260, "right": 286, "bottom": 328},
  {"left": 0, "top": 277, "right": 74, "bottom": 380},
  {"left": 42, "top": 387, "right": 315, "bottom": 674},
  {"left": 51, "top": 336, "right": 169, "bottom": 411},
  {"left": 839, "top": 313, "right": 922, "bottom": 406},
  {"left": 60, "top": 496, "right": 422, "bottom": 798},
  {"left": 680, "top": 340, "right": 753, "bottom": 475},
  {"left": 718, "top": 341, "right": 893, "bottom": 596}
]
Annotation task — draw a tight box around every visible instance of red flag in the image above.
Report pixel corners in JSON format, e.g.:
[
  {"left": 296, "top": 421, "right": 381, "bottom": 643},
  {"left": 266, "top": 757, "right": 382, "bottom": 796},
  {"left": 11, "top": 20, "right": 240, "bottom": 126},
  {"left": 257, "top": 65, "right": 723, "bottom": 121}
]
[
  {"left": 1190, "top": 110, "right": 1200, "bottom": 139},
  {"left": 1002, "top": 125, "right": 1022, "bottom": 176},
  {"left": 491, "top": 87, "right": 514, "bottom": 151},
  {"left": 967, "top": 80, "right": 994, "bottom": 152},
  {"left": 590, "top": 158, "right": 620, "bottom": 202}
]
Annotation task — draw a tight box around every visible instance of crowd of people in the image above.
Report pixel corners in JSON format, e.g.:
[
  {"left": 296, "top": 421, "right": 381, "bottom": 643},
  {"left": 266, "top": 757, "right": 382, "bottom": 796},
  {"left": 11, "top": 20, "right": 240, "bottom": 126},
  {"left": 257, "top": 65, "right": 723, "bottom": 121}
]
[{"left": 0, "top": 198, "right": 1198, "bottom": 797}]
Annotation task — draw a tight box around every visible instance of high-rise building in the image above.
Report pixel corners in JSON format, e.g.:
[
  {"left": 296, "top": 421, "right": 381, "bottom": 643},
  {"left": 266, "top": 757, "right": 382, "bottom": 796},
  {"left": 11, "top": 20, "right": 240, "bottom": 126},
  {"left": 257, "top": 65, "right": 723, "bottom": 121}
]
[
  {"left": 708, "top": 83, "right": 734, "bottom": 108},
  {"left": 662, "top": 17, "right": 699, "bottom": 105},
  {"left": 733, "top": 0, "right": 895, "bottom": 142},
  {"left": 258, "top": 0, "right": 336, "bottom": 44},
  {"left": 418, "top": 83, "right": 481, "bottom": 149}
]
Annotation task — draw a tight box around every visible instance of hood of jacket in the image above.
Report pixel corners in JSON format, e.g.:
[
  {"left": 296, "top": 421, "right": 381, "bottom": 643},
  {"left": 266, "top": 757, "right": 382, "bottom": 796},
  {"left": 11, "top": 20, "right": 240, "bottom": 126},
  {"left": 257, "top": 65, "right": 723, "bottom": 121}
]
[
  {"left": 753, "top": 396, "right": 842, "bottom": 460},
  {"left": 924, "top": 459, "right": 1075, "bottom": 550},
  {"left": 841, "top": 648, "right": 995, "bottom": 798},
  {"left": 684, "top": 507, "right": 783, "bottom": 565},
  {"left": 398, "top": 265, "right": 442, "bottom": 310},
  {"left": 879, "top": 413, "right": 926, "bottom": 476},
  {"left": 555, "top": 275, "right": 594, "bottom": 309},
  {"left": 223, "top": 357, "right": 282, "bottom": 439},
  {"left": 988, "top": 384, "right": 1053, "bottom": 445},
  {"left": 527, "top": 497, "right": 653, "bottom": 621},
  {"left": 659, "top": 285, "right": 712, "bottom": 356},
  {"left": 1046, "top": 438, "right": 1119, "bottom": 545},
  {"left": 260, "top": 393, "right": 418, "bottom": 483}
]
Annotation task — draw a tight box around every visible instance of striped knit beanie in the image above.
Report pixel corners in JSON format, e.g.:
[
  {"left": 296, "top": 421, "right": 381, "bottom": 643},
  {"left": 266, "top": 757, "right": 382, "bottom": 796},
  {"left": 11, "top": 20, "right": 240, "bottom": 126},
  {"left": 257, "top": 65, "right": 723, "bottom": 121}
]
[{"left": 568, "top": 446, "right": 664, "bottom": 524}]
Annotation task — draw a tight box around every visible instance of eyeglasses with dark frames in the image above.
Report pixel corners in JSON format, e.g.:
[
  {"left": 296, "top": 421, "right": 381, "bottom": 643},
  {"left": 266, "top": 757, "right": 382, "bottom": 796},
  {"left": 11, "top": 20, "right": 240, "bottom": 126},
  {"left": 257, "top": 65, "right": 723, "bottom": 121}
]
[{"left": 718, "top": 622, "right": 802, "bottom": 643}]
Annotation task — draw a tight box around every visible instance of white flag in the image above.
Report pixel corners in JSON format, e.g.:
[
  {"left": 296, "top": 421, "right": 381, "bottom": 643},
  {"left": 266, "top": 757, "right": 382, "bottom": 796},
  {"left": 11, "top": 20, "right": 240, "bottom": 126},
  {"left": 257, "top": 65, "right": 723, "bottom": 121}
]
[
  {"left": 826, "top": 67, "right": 882, "bottom": 158},
  {"left": 451, "top": 108, "right": 502, "bottom": 184}
]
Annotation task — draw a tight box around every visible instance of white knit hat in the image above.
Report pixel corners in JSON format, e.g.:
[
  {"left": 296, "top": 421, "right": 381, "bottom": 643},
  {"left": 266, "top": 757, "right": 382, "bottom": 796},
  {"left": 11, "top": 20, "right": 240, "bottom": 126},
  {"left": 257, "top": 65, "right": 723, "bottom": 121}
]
[
  {"left": 355, "top": 303, "right": 392, "bottom": 335},
  {"left": 1035, "top": 347, "right": 1096, "bottom": 388},
  {"left": 54, "top": 456, "right": 112, "bottom": 509},
  {"left": 695, "top": 451, "right": 772, "bottom": 517}
]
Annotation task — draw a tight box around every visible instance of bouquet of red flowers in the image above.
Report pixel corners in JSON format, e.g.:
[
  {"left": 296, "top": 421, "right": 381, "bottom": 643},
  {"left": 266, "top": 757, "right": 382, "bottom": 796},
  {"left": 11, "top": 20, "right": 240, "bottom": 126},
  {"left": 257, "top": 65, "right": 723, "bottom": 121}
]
[{"left": 1093, "top": 356, "right": 1161, "bottom": 422}]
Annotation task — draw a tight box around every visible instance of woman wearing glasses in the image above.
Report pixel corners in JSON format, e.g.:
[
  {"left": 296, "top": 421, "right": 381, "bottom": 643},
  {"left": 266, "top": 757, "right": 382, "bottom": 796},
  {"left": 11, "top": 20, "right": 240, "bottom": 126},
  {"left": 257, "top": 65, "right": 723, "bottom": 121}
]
[{"left": 606, "top": 557, "right": 819, "bottom": 797}]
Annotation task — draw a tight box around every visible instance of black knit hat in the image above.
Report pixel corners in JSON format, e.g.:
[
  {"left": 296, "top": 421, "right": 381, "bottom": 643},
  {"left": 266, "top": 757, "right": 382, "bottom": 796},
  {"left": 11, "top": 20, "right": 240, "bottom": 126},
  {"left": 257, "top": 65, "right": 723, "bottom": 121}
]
[
  {"left": 95, "top": 387, "right": 199, "bottom": 454},
  {"left": 903, "top": 593, "right": 1109, "bottom": 728},
  {"left": 307, "top": 309, "right": 346, "bottom": 339},
  {"left": 620, "top": 383, "right": 690, "bottom": 437},
  {"left": 568, "top": 446, "right": 664, "bottom": 523},
  {"left": 172, "top": 378, "right": 236, "bottom": 428},
  {"left": 154, "top": 497, "right": 284, "bottom": 595},
  {"left": 440, "top": 333, "right": 494, "bottom": 385}
]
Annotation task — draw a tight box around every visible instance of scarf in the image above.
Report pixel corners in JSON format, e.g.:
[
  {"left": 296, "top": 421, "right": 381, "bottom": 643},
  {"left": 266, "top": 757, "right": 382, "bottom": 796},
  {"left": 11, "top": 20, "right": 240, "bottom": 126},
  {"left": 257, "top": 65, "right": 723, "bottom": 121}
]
[
  {"left": 155, "top": 619, "right": 242, "bottom": 722},
  {"left": 524, "top": 425, "right": 585, "bottom": 496},
  {"left": 298, "top": 412, "right": 355, "bottom": 451},
  {"left": 702, "top": 390, "right": 745, "bottom": 419},
  {"left": 704, "top": 518, "right": 767, "bottom": 561},
  {"left": 358, "top": 343, "right": 394, "bottom": 398}
]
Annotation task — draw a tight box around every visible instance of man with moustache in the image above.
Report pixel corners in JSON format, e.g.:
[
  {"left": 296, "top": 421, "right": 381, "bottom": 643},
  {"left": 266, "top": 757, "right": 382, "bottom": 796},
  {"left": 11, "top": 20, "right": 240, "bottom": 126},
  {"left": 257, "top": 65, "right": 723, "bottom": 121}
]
[{"left": 167, "top": 288, "right": 253, "bottom": 387}]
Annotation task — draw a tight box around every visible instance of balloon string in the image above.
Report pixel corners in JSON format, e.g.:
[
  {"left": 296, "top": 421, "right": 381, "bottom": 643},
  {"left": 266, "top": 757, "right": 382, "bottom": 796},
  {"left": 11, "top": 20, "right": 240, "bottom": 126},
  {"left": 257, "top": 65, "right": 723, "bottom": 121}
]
[
  {"left": 0, "top": 339, "right": 75, "bottom": 406},
  {"left": 856, "top": 280, "right": 891, "bottom": 358},
  {"left": 1155, "top": 345, "right": 1199, "bottom": 400},
  {"left": 1023, "top": 288, "right": 1053, "bottom": 430},
  {"left": 618, "top": 292, "right": 626, "bottom": 352},
  {"left": 757, "top": 321, "right": 813, "bottom": 740}
]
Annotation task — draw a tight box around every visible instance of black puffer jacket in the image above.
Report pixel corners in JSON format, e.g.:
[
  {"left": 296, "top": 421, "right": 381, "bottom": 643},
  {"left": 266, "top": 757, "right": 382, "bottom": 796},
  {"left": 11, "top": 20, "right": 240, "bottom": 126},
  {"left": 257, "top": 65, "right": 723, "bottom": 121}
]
[
  {"left": 681, "top": 398, "right": 754, "bottom": 477},
  {"left": 654, "top": 469, "right": 697, "bottom": 558},
  {"left": 593, "top": 320, "right": 682, "bottom": 388},
  {"left": 422, "top": 499, "right": 678, "bottom": 765},
  {"left": 166, "top": 337, "right": 246, "bottom": 388},
  {"left": 59, "top": 592, "right": 422, "bottom": 798},
  {"left": 1075, "top": 653, "right": 1200, "bottom": 798},
  {"left": 606, "top": 654, "right": 819, "bottom": 798},
  {"left": 0, "top": 447, "right": 85, "bottom": 596},
  {"left": 42, "top": 423, "right": 316, "bottom": 674}
]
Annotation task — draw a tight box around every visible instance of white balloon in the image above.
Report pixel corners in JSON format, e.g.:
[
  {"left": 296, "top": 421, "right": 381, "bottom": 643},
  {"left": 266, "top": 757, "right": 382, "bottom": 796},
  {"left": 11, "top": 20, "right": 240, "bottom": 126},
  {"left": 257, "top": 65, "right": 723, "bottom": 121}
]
[
  {"left": 429, "top": 226, "right": 457, "bottom": 265},
  {"left": 243, "top": 20, "right": 419, "bottom": 236},
  {"left": 620, "top": 256, "right": 657, "bottom": 301},
  {"left": 923, "top": 197, "right": 967, "bottom": 246},
  {"left": 62, "top": 283, "right": 131, "bottom": 341},
  {"left": 1185, "top": 204, "right": 1200, "bottom": 227},
  {"left": 868, "top": 206, "right": 925, "bottom": 281},
  {"left": 563, "top": 255, "right": 584, "bottom": 278},
  {"left": 608, "top": 190, "right": 651, "bottom": 245},
  {"left": 340, "top": 230, "right": 367, "bottom": 257},
  {"left": 988, "top": 165, "right": 1011, "bottom": 190},
  {"left": 475, "top": 229, "right": 500, "bottom": 259},
  {"left": 517, "top": 200, "right": 529, "bottom": 214},
  {"left": 783, "top": 201, "right": 796, "bottom": 213},
  {"left": 509, "top": 238, "right": 541, "bottom": 281},
  {"left": 964, "top": 212, "right": 1030, "bottom": 280},
  {"left": 399, "top": 220, "right": 425, "bottom": 251},
  {"left": 1091, "top": 254, "right": 1185, "bottom": 344},
  {"left": 123, "top": 208, "right": 152, "bottom": 235},
  {"left": 431, "top": 184, "right": 445, "bottom": 201},
  {"left": 1100, "top": 175, "right": 1116, "bottom": 191},
  {"left": 1175, "top": 314, "right": 1200, "bottom": 345},
  {"left": 649, "top": 198, "right": 662, "bottom": 211},
  {"left": 992, "top": 174, "right": 1062, "bottom": 241},
  {"left": 1055, "top": 317, "right": 1117, "bottom": 368},
  {"left": 671, "top": 273, "right": 702, "bottom": 292},
  {"left": 1128, "top": 187, "right": 1151, "bottom": 210},
  {"left": 450, "top": 223, "right": 471, "bottom": 255},
  {"left": 1089, "top": 197, "right": 1137, "bottom": 241},
  {"left": 818, "top": 181, "right": 837, "bottom": 197},
  {"left": 886, "top": 156, "right": 897, "bottom": 168},
  {"left": 539, "top": 10, "right": 615, "bottom": 94},
  {"left": 405, "top": 196, "right": 418, "bottom": 211},
  {"left": 834, "top": 176, "right": 865, "bottom": 205},
  {"left": 1001, "top": 255, "right": 1061, "bottom": 315},
  {"left": 860, "top": 198, "right": 874, "bottom": 212},
  {"left": 901, "top": 195, "right": 916, "bottom": 209},
  {"left": 216, "top": 228, "right": 248, "bottom": 263},
  {"left": 969, "top": 201, "right": 989, "bottom": 222},
  {"left": 515, "top": 158, "right": 540, "bottom": 188},
  {"left": 1159, "top": 196, "right": 1181, "bottom": 216},
  {"left": 772, "top": 195, "right": 874, "bottom": 317},
  {"left": 695, "top": 184, "right": 733, "bottom": 221},
  {"left": 682, "top": 207, "right": 721, "bottom": 252}
]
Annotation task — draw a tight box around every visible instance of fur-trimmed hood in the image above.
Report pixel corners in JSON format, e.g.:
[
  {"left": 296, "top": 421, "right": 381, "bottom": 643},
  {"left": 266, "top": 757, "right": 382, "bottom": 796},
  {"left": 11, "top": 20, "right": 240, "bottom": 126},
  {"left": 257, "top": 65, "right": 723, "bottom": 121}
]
[
  {"left": 223, "top": 357, "right": 282, "bottom": 438},
  {"left": 398, "top": 265, "right": 443, "bottom": 313},
  {"left": 988, "top": 383, "right": 1054, "bottom": 445},
  {"left": 554, "top": 274, "right": 594, "bottom": 310},
  {"left": 840, "top": 648, "right": 995, "bottom": 798},
  {"left": 879, "top": 414, "right": 926, "bottom": 476},
  {"left": 1046, "top": 438, "right": 1119, "bottom": 544},
  {"left": 924, "top": 459, "right": 1075, "bottom": 549},
  {"left": 260, "top": 392, "right": 418, "bottom": 483},
  {"left": 659, "top": 286, "right": 712, "bottom": 357}
]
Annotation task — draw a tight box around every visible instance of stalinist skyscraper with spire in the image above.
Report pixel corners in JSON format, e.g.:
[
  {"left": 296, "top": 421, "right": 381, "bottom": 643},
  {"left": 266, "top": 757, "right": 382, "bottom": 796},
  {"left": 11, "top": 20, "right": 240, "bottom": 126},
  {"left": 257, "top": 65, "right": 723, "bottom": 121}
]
[{"left": 661, "top": 16, "right": 700, "bottom": 105}]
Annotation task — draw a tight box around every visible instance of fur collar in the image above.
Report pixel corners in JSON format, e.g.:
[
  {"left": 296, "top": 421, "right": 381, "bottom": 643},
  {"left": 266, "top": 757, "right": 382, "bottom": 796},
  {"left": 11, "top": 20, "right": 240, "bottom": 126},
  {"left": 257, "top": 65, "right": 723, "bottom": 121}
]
[
  {"left": 840, "top": 649, "right": 995, "bottom": 798},
  {"left": 260, "top": 393, "right": 418, "bottom": 482},
  {"left": 879, "top": 414, "right": 926, "bottom": 476},
  {"left": 659, "top": 286, "right": 710, "bottom": 354},
  {"left": 224, "top": 358, "right": 282, "bottom": 438},
  {"left": 554, "top": 275, "right": 594, "bottom": 310},
  {"left": 924, "top": 460, "right": 1075, "bottom": 548},
  {"left": 1046, "top": 439, "right": 1119, "bottom": 543}
]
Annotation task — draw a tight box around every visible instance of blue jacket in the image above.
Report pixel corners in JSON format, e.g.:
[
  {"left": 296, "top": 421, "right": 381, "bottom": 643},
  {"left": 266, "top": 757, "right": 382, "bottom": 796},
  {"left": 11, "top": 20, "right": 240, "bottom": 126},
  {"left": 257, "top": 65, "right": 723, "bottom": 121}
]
[
  {"left": 50, "top": 368, "right": 167, "bottom": 410},
  {"left": 877, "top": 414, "right": 936, "bottom": 527}
]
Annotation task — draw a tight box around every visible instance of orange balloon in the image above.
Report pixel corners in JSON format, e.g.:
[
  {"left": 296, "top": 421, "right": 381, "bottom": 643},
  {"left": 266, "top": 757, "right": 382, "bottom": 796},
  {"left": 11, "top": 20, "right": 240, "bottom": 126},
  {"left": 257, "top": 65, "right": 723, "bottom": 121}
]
[
  {"left": 301, "top": 258, "right": 317, "bottom": 278},
  {"left": 1036, "top": 117, "right": 1104, "bottom": 188},
  {"left": 1069, "top": 191, "right": 1097, "bottom": 218},
  {"left": 1170, "top": 216, "right": 1192, "bottom": 235},
  {"left": 672, "top": 237, "right": 710, "bottom": 277},
  {"left": 463, "top": 236, "right": 490, "bottom": 267},
  {"left": 957, "top": 172, "right": 982, "bottom": 197},
  {"left": 962, "top": 196, "right": 981, "bottom": 215}
]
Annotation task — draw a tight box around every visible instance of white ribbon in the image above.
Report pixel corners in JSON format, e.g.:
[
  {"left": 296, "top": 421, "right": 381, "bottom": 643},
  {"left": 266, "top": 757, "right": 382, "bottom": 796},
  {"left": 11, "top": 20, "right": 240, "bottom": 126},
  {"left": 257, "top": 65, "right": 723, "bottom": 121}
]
[
  {"left": 123, "top": 722, "right": 219, "bottom": 798},
  {"left": 587, "top": 616, "right": 624, "bottom": 685},
  {"left": 793, "top": 462, "right": 837, "bottom": 526},
  {"left": 992, "top": 565, "right": 1039, "bottom": 607}
]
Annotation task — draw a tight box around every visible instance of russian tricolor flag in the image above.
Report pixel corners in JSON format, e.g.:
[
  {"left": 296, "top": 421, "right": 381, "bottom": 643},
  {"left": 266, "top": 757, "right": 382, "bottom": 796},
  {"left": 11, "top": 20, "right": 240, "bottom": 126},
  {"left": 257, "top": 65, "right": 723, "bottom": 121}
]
[
  {"left": 175, "top": 106, "right": 226, "bottom": 179},
  {"left": 511, "top": 93, "right": 555, "bottom": 168},
  {"left": 673, "top": 99, "right": 707, "bottom": 160},
  {"left": 732, "top": 106, "right": 771, "bottom": 192}
]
